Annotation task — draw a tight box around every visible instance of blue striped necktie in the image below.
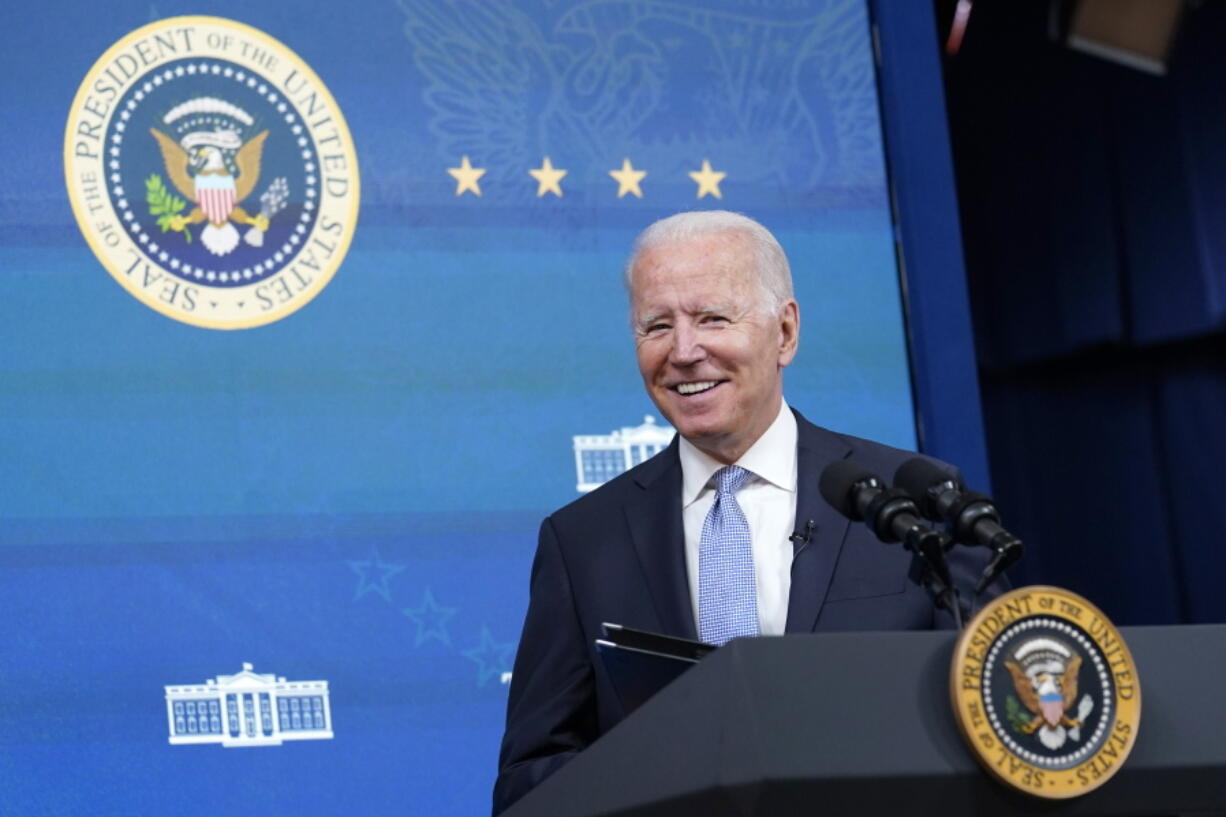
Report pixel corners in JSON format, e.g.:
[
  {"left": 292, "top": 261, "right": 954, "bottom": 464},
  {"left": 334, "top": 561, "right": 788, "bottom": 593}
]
[{"left": 698, "top": 465, "right": 759, "bottom": 646}]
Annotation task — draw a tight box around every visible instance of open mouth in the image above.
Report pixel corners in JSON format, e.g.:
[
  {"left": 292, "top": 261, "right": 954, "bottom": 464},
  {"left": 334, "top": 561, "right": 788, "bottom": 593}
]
[{"left": 674, "top": 380, "right": 723, "bottom": 396}]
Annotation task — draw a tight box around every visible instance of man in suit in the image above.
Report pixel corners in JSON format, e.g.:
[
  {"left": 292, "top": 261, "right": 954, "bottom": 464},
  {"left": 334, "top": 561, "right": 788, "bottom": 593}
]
[{"left": 494, "top": 211, "right": 993, "bottom": 813}]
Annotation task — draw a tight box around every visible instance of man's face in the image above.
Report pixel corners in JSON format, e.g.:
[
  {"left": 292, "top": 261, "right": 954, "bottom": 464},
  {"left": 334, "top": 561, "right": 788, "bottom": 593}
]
[{"left": 629, "top": 232, "right": 798, "bottom": 464}]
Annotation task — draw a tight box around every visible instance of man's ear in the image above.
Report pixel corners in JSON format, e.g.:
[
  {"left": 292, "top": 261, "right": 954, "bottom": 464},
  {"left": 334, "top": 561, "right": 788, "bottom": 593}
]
[{"left": 777, "top": 300, "right": 799, "bottom": 367}]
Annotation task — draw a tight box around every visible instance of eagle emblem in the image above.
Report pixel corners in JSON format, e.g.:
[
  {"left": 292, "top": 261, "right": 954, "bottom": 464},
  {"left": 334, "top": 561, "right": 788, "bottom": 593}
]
[
  {"left": 1004, "top": 636, "right": 1095, "bottom": 750},
  {"left": 149, "top": 97, "right": 271, "bottom": 256}
]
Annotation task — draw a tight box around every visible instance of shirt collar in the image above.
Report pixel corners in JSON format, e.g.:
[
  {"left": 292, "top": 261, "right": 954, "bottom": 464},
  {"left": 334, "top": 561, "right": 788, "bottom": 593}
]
[{"left": 679, "top": 400, "right": 798, "bottom": 507}]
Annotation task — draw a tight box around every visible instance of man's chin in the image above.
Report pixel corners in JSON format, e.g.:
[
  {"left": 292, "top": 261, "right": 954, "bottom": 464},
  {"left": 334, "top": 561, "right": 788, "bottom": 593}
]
[{"left": 674, "top": 423, "right": 735, "bottom": 452}]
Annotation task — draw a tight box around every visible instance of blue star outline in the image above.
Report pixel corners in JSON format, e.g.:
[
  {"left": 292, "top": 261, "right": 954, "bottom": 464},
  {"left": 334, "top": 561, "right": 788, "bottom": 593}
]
[
  {"left": 402, "top": 588, "right": 458, "bottom": 647},
  {"left": 346, "top": 547, "right": 406, "bottom": 603},
  {"left": 463, "top": 625, "right": 515, "bottom": 686}
]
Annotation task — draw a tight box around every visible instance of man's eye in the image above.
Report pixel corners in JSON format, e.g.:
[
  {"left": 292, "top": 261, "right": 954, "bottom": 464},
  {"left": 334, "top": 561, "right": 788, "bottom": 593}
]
[{"left": 647, "top": 323, "right": 670, "bottom": 333}]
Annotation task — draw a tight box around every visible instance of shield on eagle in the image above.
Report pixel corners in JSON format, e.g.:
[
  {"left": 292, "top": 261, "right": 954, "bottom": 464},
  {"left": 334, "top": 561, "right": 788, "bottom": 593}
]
[{"left": 149, "top": 96, "right": 268, "bottom": 256}]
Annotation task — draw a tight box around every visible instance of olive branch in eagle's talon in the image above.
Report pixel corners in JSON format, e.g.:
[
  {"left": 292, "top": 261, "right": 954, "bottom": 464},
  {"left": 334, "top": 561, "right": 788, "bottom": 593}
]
[{"left": 146, "top": 173, "right": 192, "bottom": 243}]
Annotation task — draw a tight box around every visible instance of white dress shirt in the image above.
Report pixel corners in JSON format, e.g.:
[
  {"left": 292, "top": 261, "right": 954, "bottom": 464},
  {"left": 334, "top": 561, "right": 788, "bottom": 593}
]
[{"left": 679, "top": 400, "right": 798, "bottom": 636}]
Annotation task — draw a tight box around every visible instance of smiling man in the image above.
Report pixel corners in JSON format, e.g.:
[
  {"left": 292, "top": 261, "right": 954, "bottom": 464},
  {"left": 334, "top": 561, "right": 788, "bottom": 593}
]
[{"left": 494, "top": 211, "right": 994, "bottom": 814}]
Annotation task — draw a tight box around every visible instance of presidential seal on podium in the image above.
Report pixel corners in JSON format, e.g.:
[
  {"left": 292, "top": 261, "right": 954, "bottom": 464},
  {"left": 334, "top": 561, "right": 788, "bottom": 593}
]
[{"left": 951, "top": 586, "right": 1141, "bottom": 798}]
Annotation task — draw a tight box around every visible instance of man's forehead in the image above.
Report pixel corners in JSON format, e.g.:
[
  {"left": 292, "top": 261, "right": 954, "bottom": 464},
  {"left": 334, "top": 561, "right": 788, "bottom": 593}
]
[
  {"left": 632, "top": 242, "right": 755, "bottom": 291},
  {"left": 632, "top": 269, "right": 756, "bottom": 309},
  {"left": 628, "top": 231, "right": 762, "bottom": 313}
]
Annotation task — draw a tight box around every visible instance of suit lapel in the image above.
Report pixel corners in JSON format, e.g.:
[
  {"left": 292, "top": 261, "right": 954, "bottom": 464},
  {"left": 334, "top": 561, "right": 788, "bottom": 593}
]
[
  {"left": 785, "top": 414, "right": 853, "bottom": 634},
  {"left": 624, "top": 441, "right": 698, "bottom": 640}
]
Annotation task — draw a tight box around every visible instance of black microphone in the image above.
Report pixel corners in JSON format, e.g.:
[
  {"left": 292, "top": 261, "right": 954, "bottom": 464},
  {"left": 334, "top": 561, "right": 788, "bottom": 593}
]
[
  {"left": 789, "top": 519, "right": 815, "bottom": 547},
  {"left": 893, "top": 457, "right": 1024, "bottom": 594},
  {"left": 819, "top": 459, "right": 932, "bottom": 544},
  {"left": 819, "top": 459, "right": 962, "bottom": 627}
]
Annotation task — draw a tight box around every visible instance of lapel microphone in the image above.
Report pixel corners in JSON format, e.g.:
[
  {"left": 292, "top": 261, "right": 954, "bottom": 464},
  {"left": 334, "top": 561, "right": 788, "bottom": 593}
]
[{"left": 789, "top": 519, "right": 815, "bottom": 546}]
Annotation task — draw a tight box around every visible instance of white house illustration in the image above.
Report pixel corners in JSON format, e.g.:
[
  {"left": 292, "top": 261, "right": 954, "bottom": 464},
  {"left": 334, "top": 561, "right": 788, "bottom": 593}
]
[
  {"left": 165, "top": 663, "right": 332, "bottom": 747},
  {"left": 573, "top": 415, "right": 675, "bottom": 492}
]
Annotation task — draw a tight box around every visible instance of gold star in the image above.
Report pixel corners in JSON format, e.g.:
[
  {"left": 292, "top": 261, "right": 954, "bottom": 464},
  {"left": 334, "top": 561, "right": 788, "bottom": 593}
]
[
  {"left": 608, "top": 158, "right": 647, "bottom": 199},
  {"left": 688, "top": 159, "right": 726, "bottom": 200},
  {"left": 529, "top": 156, "right": 568, "bottom": 198},
  {"left": 447, "top": 156, "right": 486, "bottom": 197}
]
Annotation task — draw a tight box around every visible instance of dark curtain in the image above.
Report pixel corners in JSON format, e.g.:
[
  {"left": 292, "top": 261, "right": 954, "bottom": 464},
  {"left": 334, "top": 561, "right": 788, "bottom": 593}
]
[{"left": 941, "top": 1, "right": 1226, "bottom": 625}]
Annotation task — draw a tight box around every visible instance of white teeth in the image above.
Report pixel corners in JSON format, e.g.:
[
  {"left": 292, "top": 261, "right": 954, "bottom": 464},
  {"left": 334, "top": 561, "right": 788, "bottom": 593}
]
[{"left": 676, "top": 381, "right": 718, "bottom": 395}]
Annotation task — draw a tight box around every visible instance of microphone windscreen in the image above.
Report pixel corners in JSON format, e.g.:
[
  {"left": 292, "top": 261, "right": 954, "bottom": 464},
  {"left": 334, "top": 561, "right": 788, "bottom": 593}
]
[
  {"left": 894, "top": 457, "right": 965, "bottom": 520},
  {"left": 819, "top": 459, "right": 876, "bottom": 519},
  {"left": 893, "top": 457, "right": 950, "bottom": 500}
]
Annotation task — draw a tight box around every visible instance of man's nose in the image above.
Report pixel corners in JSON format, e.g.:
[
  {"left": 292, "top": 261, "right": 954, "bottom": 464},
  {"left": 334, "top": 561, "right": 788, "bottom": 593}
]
[{"left": 668, "top": 323, "right": 706, "bottom": 365}]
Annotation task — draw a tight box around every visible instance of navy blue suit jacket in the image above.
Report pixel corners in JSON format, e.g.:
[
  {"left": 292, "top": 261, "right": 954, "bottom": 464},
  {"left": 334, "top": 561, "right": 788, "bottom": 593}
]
[{"left": 494, "top": 412, "right": 994, "bottom": 813}]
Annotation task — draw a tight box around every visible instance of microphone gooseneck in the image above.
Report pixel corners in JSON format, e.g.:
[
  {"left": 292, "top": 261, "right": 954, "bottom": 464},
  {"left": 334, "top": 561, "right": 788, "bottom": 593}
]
[{"left": 819, "top": 459, "right": 963, "bottom": 628}]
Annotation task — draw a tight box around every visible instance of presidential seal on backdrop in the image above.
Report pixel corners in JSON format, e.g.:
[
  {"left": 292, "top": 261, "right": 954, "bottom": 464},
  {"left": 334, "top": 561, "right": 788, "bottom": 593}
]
[
  {"left": 64, "top": 17, "right": 359, "bottom": 329},
  {"left": 951, "top": 586, "right": 1141, "bottom": 798}
]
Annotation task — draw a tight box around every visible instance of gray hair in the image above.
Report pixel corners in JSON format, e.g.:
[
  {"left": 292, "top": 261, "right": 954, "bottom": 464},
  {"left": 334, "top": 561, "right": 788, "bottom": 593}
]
[{"left": 624, "top": 210, "right": 794, "bottom": 314}]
